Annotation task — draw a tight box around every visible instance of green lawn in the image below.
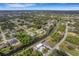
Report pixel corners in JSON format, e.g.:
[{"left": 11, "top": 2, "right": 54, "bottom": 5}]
[
  {"left": 49, "top": 49, "right": 68, "bottom": 56},
  {"left": 0, "top": 47, "right": 12, "bottom": 54},
  {"left": 60, "top": 41, "right": 79, "bottom": 56},
  {"left": 66, "top": 34, "right": 79, "bottom": 45},
  {"left": 12, "top": 48, "right": 43, "bottom": 56}
]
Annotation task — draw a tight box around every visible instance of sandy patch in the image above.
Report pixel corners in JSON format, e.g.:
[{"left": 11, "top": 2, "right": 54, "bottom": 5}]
[{"left": 68, "top": 32, "right": 78, "bottom": 36}]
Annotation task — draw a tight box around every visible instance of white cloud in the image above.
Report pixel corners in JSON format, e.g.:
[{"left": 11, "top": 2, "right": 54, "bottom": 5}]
[
  {"left": 7, "top": 3, "right": 36, "bottom": 8},
  {"left": 7, "top": 4, "right": 25, "bottom": 8},
  {"left": 24, "top": 4, "right": 36, "bottom": 7}
]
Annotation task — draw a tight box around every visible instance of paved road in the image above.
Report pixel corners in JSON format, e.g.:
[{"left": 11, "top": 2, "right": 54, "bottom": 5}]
[{"left": 44, "top": 22, "right": 68, "bottom": 56}]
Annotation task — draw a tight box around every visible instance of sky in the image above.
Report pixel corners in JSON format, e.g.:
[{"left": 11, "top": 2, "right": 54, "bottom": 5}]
[{"left": 0, "top": 3, "right": 79, "bottom": 10}]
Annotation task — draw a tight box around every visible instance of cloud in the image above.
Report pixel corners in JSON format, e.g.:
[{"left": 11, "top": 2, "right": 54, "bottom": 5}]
[
  {"left": 24, "top": 4, "right": 36, "bottom": 7},
  {"left": 7, "top": 4, "right": 25, "bottom": 8},
  {"left": 7, "top": 3, "right": 36, "bottom": 8}
]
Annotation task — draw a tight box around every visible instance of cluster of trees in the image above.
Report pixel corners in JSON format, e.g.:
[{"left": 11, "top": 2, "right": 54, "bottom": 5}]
[
  {"left": 0, "top": 35, "right": 3, "bottom": 42},
  {"left": 32, "top": 16, "right": 49, "bottom": 29},
  {"left": 16, "top": 29, "right": 35, "bottom": 45},
  {"left": 0, "top": 21, "right": 16, "bottom": 30}
]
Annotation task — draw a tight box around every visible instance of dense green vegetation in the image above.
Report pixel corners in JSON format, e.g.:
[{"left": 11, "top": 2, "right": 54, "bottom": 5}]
[
  {"left": 16, "top": 29, "right": 35, "bottom": 45},
  {"left": 0, "top": 21, "right": 16, "bottom": 30},
  {"left": 32, "top": 17, "right": 49, "bottom": 29},
  {"left": 0, "top": 37, "right": 3, "bottom": 42}
]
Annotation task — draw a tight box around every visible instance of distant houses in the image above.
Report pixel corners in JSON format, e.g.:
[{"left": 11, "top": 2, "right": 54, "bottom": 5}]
[
  {"left": 0, "top": 42, "right": 8, "bottom": 49},
  {"left": 7, "top": 38, "right": 21, "bottom": 46}
]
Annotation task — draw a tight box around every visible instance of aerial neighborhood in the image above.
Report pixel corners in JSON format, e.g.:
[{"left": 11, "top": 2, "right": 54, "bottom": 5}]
[{"left": 0, "top": 10, "right": 79, "bottom": 56}]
